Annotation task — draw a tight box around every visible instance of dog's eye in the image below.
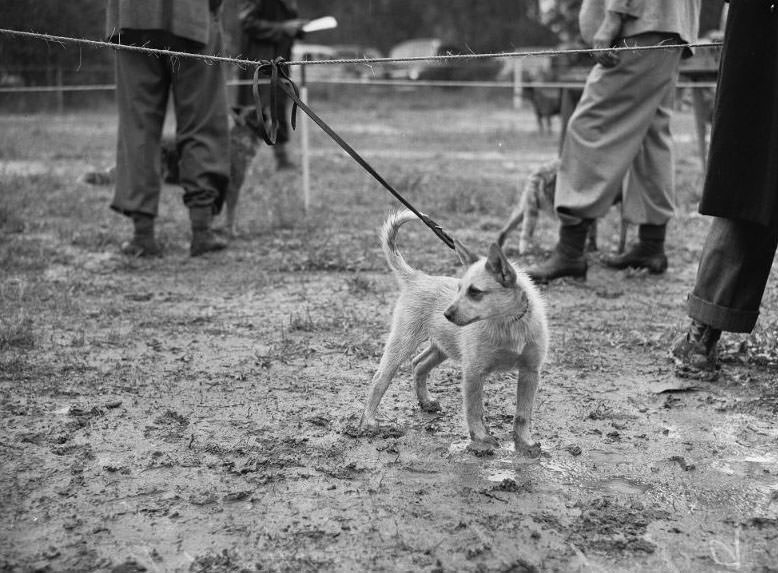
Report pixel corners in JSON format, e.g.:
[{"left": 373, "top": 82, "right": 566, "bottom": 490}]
[{"left": 467, "top": 286, "right": 484, "bottom": 300}]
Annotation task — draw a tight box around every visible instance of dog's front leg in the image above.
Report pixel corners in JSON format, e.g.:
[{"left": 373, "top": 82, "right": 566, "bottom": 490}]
[
  {"left": 462, "top": 369, "right": 499, "bottom": 448},
  {"left": 513, "top": 364, "right": 541, "bottom": 458}
]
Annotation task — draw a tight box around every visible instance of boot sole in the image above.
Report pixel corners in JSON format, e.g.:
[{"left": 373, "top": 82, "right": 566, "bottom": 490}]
[
  {"left": 603, "top": 257, "right": 668, "bottom": 274},
  {"left": 529, "top": 268, "right": 587, "bottom": 284}
]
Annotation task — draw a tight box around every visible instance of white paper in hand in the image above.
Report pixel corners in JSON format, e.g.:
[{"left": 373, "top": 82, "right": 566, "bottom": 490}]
[{"left": 302, "top": 16, "right": 338, "bottom": 33}]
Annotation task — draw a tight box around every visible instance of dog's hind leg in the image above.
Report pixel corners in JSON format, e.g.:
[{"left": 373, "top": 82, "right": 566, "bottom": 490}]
[
  {"left": 513, "top": 345, "right": 544, "bottom": 457},
  {"left": 411, "top": 344, "right": 447, "bottom": 412},
  {"left": 361, "top": 328, "right": 421, "bottom": 431}
]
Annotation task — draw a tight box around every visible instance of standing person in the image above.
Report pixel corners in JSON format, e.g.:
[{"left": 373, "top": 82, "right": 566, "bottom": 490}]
[
  {"left": 673, "top": 1, "right": 778, "bottom": 374},
  {"left": 237, "top": 0, "right": 307, "bottom": 170},
  {"left": 106, "top": 0, "right": 230, "bottom": 257},
  {"left": 526, "top": 0, "right": 700, "bottom": 282}
]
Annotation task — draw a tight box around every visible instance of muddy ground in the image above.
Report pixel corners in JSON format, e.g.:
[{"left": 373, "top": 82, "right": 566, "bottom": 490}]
[{"left": 1, "top": 89, "right": 777, "bottom": 572}]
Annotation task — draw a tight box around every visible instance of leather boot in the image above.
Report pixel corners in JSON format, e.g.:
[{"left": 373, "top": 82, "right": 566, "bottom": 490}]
[
  {"left": 121, "top": 212, "right": 161, "bottom": 257},
  {"left": 526, "top": 220, "right": 591, "bottom": 283},
  {"left": 672, "top": 319, "right": 721, "bottom": 372},
  {"left": 189, "top": 206, "right": 227, "bottom": 257},
  {"left": 603, "top": 223, "right": 667, "bottom": 273}
]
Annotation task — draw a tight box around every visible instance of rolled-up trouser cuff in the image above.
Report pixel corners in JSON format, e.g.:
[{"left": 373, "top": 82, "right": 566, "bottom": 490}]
[{"left": 687, "top": 293, "right": 759, "bottom": 333}]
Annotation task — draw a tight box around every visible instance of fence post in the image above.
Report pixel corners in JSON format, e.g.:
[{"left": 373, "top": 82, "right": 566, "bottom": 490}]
[
  {"left": 55, "top": 65, "right": 64, "bottom": 114},
  {"left": 512, "top": 58, "right": 523, "bottom": 110},
  {"left": 300, "top": 57, "right": 311, "bottom": 213}
]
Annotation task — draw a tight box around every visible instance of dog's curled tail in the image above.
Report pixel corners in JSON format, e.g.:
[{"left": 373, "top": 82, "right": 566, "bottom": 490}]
[{"left": 381, "top": 209, "right": 419, "bottom": 283}]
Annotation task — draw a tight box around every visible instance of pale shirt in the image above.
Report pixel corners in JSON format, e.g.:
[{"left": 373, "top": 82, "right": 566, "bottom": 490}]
[{"left": 580, "top": 0, "right": 700, "bottom": 55}]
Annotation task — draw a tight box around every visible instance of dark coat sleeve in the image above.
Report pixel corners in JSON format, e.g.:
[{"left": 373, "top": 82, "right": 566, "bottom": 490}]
[{"left": 239, "top": 0, "right": 290, "bottom": 43}]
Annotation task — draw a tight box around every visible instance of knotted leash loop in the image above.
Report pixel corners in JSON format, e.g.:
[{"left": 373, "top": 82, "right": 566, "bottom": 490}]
[
  {"left": 250, "top": 58, "right": 456, "bottom": 251},
  {"left": 252, "top": 57, "right": 300, "bottom": 146}
]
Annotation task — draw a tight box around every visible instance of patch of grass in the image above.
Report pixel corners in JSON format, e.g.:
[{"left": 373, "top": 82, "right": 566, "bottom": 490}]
[
  {"left": 0, "top": 236, "right": 53, "bottom": 273},
  {"left": 288, "top": 306, "right": 315, "bottom": 332},
  {"left": 67, "top": 227, "right": 120, "bottom": 252},
  {"left": 0, "top": 315, "right": 35, "bottom": 350},
  {"left": 345, "top": 273, "right": 376, "bottom": 295}
]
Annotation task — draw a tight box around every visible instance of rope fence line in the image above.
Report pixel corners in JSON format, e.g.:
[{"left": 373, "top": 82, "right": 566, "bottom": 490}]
[
  {"left": 0, "top": 78, "right": 718, "bottom": 95},
  {"left": 0, "top": 27, "right": 722, "bottom": 70}
]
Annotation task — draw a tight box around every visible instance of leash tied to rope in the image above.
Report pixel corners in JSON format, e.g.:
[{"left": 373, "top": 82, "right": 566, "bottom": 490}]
[{"left": 251, "top": 58, "right": 456, "bottom": 251}]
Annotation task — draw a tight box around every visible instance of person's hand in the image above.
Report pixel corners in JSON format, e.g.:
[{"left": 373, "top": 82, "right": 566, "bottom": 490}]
[
  {"left": 281, "top": 18, "right": 308, "bottom": 37},
  {"left": 591, "top": 12, "right": 623, "bottom": 68}
]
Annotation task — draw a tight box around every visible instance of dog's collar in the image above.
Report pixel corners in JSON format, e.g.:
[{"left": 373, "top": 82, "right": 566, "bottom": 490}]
[{"left": 508, "top": 304, "right": 529, "bottom": 322}]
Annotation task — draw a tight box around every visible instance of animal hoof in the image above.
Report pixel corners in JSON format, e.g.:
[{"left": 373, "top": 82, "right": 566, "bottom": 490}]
[{"left": 419, "top": 399, "right": 441, "bottom": 413}]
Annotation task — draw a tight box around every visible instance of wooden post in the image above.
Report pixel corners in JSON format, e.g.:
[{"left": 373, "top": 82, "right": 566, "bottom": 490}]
[
  {"left": 300, "top": 58, "right": 311, "bottom": 213},
  {"left": 55, "top": 65, "right": 64, "bottom": 114},
  {"left": 512, "top": 59, "right": 523, "bottom": 110},
  {"left": 690, "top": 86, "right": 709, "bottom": 171}
]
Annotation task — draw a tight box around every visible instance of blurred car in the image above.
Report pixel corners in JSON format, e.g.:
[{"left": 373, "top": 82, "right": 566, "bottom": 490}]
[
  {"left": 331, "top": 44, "right": 385, "bottom": 80},
  {"left": 386, "top": 38, "right": 501, "bottom": 82}
]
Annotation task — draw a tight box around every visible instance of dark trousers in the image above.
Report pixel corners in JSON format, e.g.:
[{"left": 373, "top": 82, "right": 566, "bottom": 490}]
[
  {"left": 111, "top": 25, "right": 230, "bottom": 217},
  {"left": 688, "top": 218, "right": 778, "bottom": 333}
]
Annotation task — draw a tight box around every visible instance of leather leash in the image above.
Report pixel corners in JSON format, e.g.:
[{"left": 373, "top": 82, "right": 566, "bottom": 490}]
[{"left": 252, "top": 58, "right": 456, "bottom": 251}]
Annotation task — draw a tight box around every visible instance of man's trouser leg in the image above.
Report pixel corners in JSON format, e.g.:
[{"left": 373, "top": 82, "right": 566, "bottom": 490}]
[
  {"left": 555, "top": 37, "right": 682, "bottom": 226},
  {"left": 111, "top": 50, "right": 170, "bottom": 216},
  {"left": 602, "top": 81, "right": 676, "bottom": 272},
  {"left": 622, "top": 76, "right": 676, "bottom": 226},
  {"left": 171, "top": 17, "right": 230, "bottom": 213},
  {"left": 689, "top": 218, "right": 778, "bottom": 333}
]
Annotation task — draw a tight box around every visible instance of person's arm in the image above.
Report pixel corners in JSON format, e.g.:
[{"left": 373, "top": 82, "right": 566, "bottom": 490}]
[
  {"left": 239, "top": 0, "right": 305, "bottom": 43},
  {"left": 592, "top": 0, "right": 643, "bottom": 67}
]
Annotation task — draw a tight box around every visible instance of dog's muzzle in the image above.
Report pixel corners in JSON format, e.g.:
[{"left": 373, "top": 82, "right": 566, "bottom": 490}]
[{"left": 444, "top": 307, "right": 477, "bottom": 326}]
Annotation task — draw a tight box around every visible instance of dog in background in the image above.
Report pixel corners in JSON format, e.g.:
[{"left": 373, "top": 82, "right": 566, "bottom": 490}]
[
  {"left": 497, "top": 158, "right": 627, "bottom": 255},
  {"left": 522, "top": 70, "right": 561, "bottom": 134},
  {"left": 360, "top": 210, "right": 549, "bottom": 455},
  {"left": 81, "top": 106, "right": 264, "bottom": 237}
]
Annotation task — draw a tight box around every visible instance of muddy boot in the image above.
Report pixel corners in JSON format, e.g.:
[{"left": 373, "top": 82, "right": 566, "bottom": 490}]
[
  {"left": 189, "top": 206, "right": 227, "bottom": 257},
  {"left": 120, "top": 212, "right": 161, "bottom": 257},
  {"left": 526, "top": 220, "right": 591, "bottom": 283},
  {"left": 603, "top": 223, "right": 668, "bottom": 274},
  {"left": 671, "top": 319, "right": 721, "bottom": 375},
  {"left": 274, "top": 144, "right": 295, "bottom": 171}
]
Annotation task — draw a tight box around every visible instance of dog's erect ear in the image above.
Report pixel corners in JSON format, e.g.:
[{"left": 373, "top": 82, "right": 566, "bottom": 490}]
[
  {"left": 486, "top": 242, "right": 517, "bottom": 286},
  {"left": 454, "top": 238, "right": 479, "bottom": 266}
]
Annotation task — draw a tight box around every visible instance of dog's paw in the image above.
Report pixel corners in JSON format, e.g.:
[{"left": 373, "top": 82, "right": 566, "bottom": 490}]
[
  {"left": 467, "top": 434, "right": 500, "bottom": 455},
  {"left": 359, "top": 415, "right": 380, "bottom": 433},
  {"left": 419, "top": 399, "right": 441, "bottom": 413},
  {"left": 514, "top": 439, "right": 542, "bottom": 458},
  {"left": 358, "top": 416, "right": 405, "bottom": 439}
]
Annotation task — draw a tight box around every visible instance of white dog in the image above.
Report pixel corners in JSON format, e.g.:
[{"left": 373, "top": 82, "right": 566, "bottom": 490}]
[{"left": 361, "top": 210, "right": 549, "bottom": 455}]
